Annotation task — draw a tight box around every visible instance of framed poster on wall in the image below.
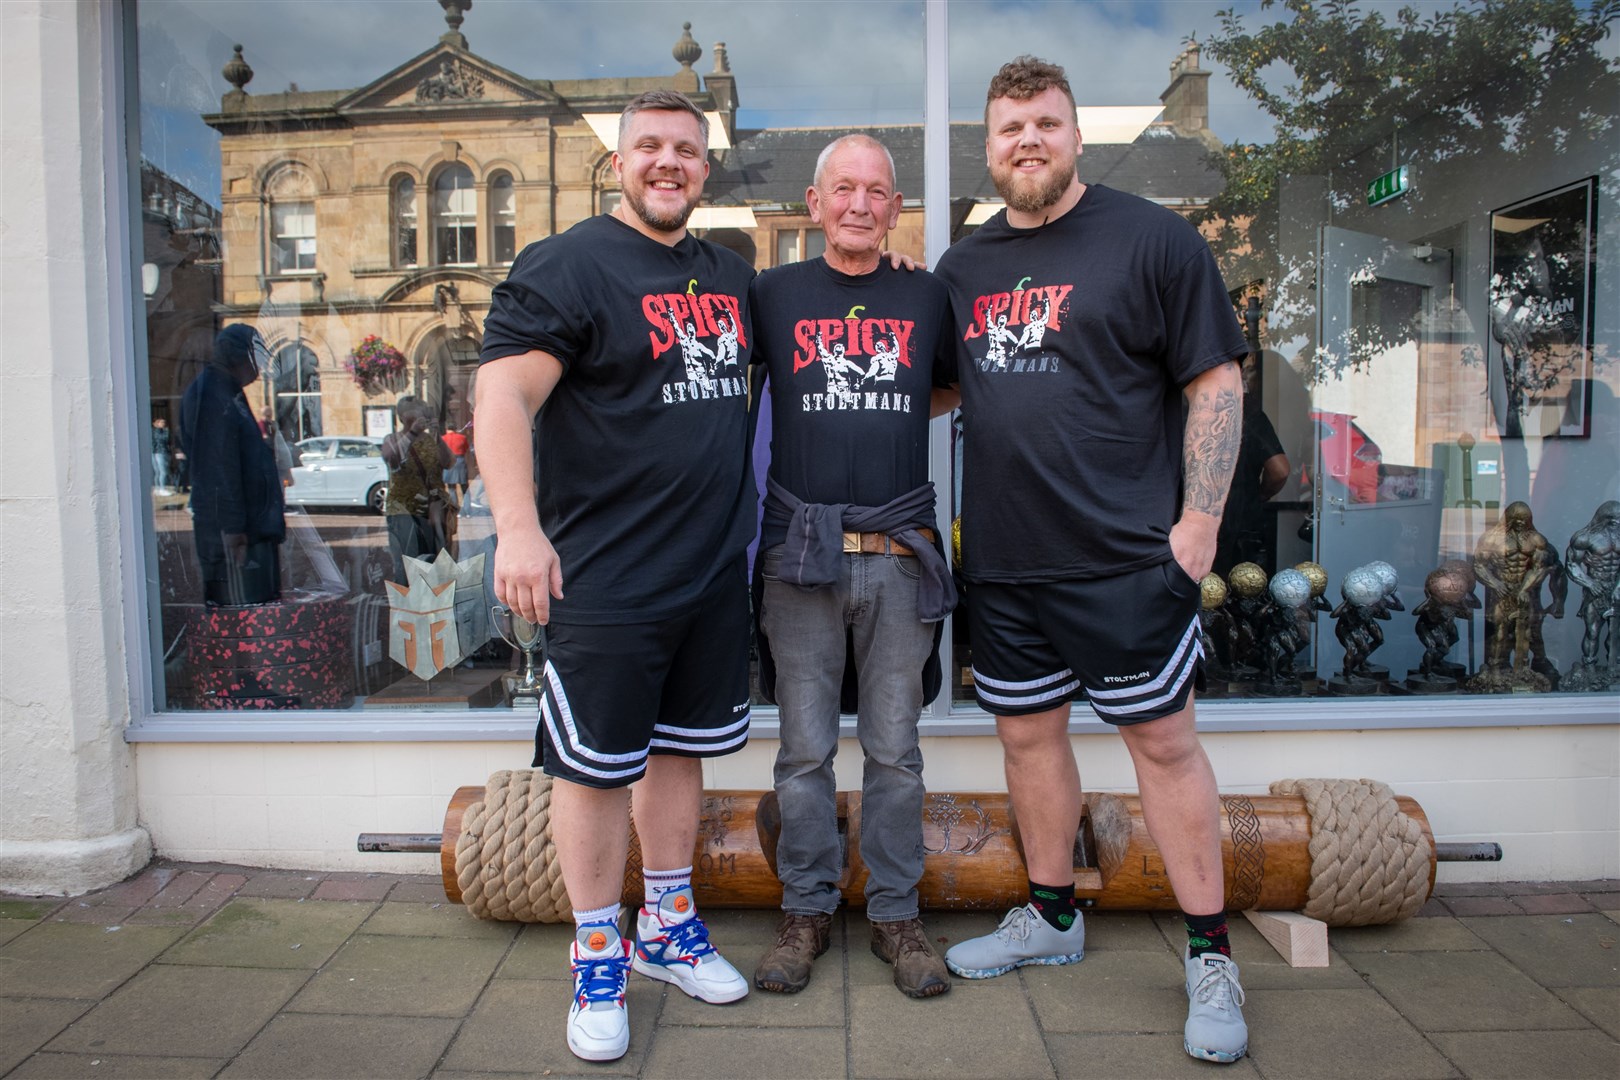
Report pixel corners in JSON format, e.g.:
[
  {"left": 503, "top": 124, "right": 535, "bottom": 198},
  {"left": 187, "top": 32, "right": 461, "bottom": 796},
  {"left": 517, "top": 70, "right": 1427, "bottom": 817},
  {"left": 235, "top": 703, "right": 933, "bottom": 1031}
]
[
  {"left": 363, "top": 404, "right": 395, "bottom": 438},
  {"left": 1487, "top": 176, "right": 1598, "bottom": 439}
]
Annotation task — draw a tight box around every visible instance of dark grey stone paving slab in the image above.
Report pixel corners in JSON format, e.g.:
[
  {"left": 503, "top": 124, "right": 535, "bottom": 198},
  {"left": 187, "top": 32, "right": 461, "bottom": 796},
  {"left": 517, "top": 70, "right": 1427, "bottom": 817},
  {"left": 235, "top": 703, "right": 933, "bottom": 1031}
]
[
  {"left": 0, "top": 899, "right": 60, "bottom": 920},
  {"left": 440, "top": 977, "right": 662, "bottom": 1076},
  {"left": 1461, "top": 913, "right": 1620, "bottom": 988},
  {"left": 49, "top": 900, "right": 139, "bottom": 927},
  {"left": 657, "top": 963, "right": 845, "bottom": 1028},
  {"left": 1332, "top": 916, "right": 1490, "bottom": 953},
  {"left": 0, "top": 916, "right": 40, "bottom": 947},
  {"left": 1047, "top": 1033, "right": 1263, "bottom": 1078},
  {"left": 285, "top": 932, "right": 510, "bottom": 1017},
  {"left": 644, "top": 1021, "right": 847, "bottom": 1079},
  {"left": 1242, "top": 988, "right": 1458, "bottom": 1079},
  {"left": 235, "top": 871, "right": 321, "bottom": 900},
  {"left": 493, "top": 921, "right": 576, "bottom": 981},
  {"left": 848, "top": 979, "right": 1054, "bottom": 1079},
  {"left": 1558, "top": 985, "right": 1620, "bottom": 1039},
  {"left": 1428, "top": 1029, "right": 1620, "bottom": 1079},
  {"left": 0, "top": 923, "right": 187, "bottom": 998},
  {"left": 359, "top": 900, "right": 520, "bottom": 940},
  {"left": 44, "top": 964, "right": 308, "bottom": 1058},
  {"left": 221, "top": 1013, "right": 462, "bottom": 1079},
  {"left": 1349, "top": 950, "right": 1590, "bottom": 1032},
  {"left": 0, "top": 997, "right": 94, "bottom": 1074},
  {"left": 1021, "top": 951, "right": 1187, "bottom": 1035},
  {"left": 161, "top": 897, "right": 374, "bottom": 969},
  {"left": 7, "top": 1052, "right": 224, "bottom": 1078}
]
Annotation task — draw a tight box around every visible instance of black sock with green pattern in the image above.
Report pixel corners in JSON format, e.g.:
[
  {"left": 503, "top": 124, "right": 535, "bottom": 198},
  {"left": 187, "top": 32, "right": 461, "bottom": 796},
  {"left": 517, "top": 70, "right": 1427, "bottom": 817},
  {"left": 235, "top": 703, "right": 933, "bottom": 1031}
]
[
  {"left": 1184, "top": 910, "right": 1231, "bottom": 959},
  {"left": 1028, "top": 880, "right": 1078, "bottom": 932}
]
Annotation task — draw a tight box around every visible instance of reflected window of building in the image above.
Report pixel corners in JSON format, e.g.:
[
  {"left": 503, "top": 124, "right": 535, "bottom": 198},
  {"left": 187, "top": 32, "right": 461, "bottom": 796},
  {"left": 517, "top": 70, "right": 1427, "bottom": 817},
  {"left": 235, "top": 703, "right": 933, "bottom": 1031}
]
[
  {"left": 272, "top": 344, "right": 322, "bottom": 443},
  {"left": 270, "top": 200, "right": 316, "bottom": 274},
  {"left": 393, "top": 175, "right": 418, "bottom": 268},
  {"left": 491, "top": 172, "right": 516, "bottom": 264},
  {"left": 774, "top": 228, "right": 826, "bottom": 266},
  {"left": 432, "top": 163, "right": 477, "bottom": 265}
]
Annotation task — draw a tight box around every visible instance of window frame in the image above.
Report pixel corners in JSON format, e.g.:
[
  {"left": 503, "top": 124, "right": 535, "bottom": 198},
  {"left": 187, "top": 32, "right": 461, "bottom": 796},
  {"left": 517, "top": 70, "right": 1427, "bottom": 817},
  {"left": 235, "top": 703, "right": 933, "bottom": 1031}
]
[
  {"left": 269, "top": 198, "right": 317, "bottom": 274},
  {"left": 431, "top": 162, "right": 478, "bottom": 267}
]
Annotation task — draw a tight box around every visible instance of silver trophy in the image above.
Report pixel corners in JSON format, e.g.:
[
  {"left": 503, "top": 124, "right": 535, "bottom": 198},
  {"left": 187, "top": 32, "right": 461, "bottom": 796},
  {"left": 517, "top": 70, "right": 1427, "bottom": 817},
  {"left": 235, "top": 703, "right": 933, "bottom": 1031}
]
[{"left": 492, "top": 604, "right": 544, "bottom": 710}]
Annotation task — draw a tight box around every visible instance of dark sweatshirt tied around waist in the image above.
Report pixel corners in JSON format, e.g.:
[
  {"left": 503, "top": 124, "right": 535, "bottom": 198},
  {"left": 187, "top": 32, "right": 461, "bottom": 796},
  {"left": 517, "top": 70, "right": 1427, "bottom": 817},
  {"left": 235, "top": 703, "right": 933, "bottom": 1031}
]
[{"left": 762, "top": 475, "right": 957, "bottom": 620}]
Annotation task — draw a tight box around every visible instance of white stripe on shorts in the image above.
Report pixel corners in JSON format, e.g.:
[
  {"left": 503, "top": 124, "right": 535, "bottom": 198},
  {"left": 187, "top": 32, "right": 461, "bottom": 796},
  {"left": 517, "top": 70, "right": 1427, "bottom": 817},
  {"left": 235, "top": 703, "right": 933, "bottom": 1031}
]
[
  {"left": 650, "top": 721, "right": 751, "bottom": 754},
  {"left": 1086, "top": 619, "right": 1201, "bottom": 700},
  {"left": 541, "top": 663, "right": 648, "bottom": 781},
  {"left": 1088, "top": 626, "right": 1202, "bottom": 717},
  {"left": 973, "top": 668, "right": 1082, "bottom": 710}
]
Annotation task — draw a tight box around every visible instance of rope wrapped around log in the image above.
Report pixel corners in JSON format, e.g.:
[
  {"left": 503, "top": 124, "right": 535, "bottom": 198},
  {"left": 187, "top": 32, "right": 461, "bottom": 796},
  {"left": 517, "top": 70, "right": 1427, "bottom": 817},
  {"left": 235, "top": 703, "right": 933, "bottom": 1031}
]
[
  {"left": 454, "top": 769, "right": 571, "bottom": 923},
  {"left": 1269, "top": 777, "right": 1432, "bottom": 926}
]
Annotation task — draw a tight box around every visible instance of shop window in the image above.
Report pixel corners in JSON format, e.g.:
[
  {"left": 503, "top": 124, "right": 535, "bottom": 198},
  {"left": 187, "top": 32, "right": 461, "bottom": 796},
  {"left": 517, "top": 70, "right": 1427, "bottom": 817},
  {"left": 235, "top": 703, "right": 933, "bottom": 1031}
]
[
  {"left": 392, "top": 175, "right": 418, "bottom": 268},
  {"left": 432, "top": 163, "right": 477, "bottom": 265},
  {"left": 490, "top": 172, "right": 516, "bottom": 264}
]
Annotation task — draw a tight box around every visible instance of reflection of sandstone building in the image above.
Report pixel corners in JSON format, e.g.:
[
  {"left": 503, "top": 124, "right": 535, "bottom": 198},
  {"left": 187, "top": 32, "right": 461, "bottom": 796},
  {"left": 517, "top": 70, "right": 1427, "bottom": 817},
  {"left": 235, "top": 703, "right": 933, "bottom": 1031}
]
[
  {"left": 207, "top": 6, "right": 1224, "bottom": 441},
  {"left": 206, "top": 10, "right": 740, "bottom": 443},
  {"left": 141, "top": 161, "right": 222, "bottom": 425}
]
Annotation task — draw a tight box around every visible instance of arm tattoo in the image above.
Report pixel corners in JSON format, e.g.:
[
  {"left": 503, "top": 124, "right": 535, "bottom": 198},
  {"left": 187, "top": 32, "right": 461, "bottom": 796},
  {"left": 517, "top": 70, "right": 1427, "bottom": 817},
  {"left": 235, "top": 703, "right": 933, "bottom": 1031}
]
[{"left": 1182, "top": 366, "right": 1242, "bottom": 518}]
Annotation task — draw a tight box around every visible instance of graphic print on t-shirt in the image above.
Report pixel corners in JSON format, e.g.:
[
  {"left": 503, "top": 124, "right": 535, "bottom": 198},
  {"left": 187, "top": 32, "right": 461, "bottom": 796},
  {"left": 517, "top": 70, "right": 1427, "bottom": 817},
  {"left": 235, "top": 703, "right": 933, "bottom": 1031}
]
[
  {"left": 644, "top": 280, "right": 748, "bottom": 405},
  {"left": 790, "top": 306, "right": 917, "bottom": 413},
  {"left": 961, "top": 278, "right": 1074, "bottom": 374}
]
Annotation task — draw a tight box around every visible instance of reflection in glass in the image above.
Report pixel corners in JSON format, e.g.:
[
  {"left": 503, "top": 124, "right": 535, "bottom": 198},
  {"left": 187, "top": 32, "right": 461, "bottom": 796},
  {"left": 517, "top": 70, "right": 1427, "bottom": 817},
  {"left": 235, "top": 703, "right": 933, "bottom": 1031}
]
[
  {"left": 433, "top": 163, "right": 477, "bottom": 265},
  {"left": 491, "top": 172, "right": 515, "bottom": 264},
  {"left": 393, "top": 175, "right": 418, "bottom": 267}
]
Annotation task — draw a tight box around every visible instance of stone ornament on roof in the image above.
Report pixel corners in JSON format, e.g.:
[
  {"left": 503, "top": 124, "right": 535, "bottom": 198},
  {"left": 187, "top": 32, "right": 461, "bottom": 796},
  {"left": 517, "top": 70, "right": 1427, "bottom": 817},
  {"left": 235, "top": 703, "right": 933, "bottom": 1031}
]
[
  {"left": 673, "top": 22, "right": 702, "bottom": 69},
  {"left": 440, "top": 0, "right": 472, "bottom": 50},
  {"left": 417, "top": 57, "right": 486, "bottom": 103}
]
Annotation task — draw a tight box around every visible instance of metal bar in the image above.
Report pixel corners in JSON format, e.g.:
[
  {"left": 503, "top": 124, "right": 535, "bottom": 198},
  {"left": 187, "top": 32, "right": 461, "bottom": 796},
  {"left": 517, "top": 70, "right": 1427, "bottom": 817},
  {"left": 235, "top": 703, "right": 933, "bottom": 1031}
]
[
  {"left": 357, "top": 833, "right": 441, "bottom": 853},
  {"left": 1434, "top": 842, "right": 1503, "bottom": 862}
]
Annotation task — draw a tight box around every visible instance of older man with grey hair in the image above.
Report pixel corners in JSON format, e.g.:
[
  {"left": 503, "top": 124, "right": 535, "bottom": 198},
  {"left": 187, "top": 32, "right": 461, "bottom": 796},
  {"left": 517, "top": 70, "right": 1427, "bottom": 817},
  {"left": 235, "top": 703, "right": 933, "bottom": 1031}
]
[{"left": 749, "top": 133, "right": 961, "bottom": 999}]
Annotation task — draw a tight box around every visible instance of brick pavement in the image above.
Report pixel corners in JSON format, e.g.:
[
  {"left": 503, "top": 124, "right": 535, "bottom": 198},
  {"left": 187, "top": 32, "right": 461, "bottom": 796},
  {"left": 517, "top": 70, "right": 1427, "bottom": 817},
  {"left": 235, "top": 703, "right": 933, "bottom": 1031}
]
[{"left": 2, "top": 863, "right": 1616, "bottom": 1078}]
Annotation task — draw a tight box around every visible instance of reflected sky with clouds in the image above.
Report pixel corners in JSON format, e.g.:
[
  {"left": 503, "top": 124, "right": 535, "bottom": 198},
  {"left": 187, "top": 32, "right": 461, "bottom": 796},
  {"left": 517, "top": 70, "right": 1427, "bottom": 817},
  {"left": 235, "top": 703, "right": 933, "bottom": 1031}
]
[{"left": 138, "top": 0, "right": 1301, "bottom": 202}]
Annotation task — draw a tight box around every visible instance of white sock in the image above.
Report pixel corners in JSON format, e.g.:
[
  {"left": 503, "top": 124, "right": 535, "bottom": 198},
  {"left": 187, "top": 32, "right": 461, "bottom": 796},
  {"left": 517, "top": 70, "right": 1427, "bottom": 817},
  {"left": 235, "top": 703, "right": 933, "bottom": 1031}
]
[
  {"left": 643, "top": 865, "right": 692, "bottom": 906},
  {"left": 573, "top": 902, "right": 621, "bottom": 932}
]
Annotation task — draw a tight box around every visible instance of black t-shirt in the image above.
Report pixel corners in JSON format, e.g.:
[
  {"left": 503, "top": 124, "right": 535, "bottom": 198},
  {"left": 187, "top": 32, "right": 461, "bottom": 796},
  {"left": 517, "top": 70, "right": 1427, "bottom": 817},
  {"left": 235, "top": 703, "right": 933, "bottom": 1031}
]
[
  {"left": 934, "top": 183, "right": 1249, "bottom": 582},
  {"left": 480, "top": 214, "right": 756, "bottom": 623},
  {"left": 750, "top": 258, "right": 957, "bottom": 548}
]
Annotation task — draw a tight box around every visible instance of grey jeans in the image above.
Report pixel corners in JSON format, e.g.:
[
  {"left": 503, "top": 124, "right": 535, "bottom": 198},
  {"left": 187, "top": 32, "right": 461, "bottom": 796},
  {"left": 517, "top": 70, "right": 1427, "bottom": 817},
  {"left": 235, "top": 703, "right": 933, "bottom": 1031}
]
[{"left": 761, "top": 545, "right": 934, "bottom": 921}]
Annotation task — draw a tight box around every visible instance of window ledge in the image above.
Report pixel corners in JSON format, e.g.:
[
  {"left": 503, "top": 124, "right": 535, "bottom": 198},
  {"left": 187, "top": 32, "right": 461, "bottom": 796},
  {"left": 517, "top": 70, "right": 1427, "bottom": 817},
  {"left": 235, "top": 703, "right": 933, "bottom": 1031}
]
[{"left": 124, "top": 693, "right": 1619, "bottom": 743}]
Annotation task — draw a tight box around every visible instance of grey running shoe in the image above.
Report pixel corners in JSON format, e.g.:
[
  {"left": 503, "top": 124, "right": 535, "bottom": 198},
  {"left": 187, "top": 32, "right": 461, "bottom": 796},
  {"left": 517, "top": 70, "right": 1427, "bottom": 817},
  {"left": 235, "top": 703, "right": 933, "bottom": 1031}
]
[
  {"left": 1183, "top": 950, "right": 1248, "bottom": 1063},
  {"left": 943, "top": 903, "right": 1084, "bottom": 979}
]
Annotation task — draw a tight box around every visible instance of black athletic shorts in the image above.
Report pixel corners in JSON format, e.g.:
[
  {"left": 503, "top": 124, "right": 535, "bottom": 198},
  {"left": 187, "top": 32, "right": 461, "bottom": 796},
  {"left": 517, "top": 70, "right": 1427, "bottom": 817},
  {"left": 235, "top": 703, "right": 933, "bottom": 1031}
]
[
  {"left": 966, "top": 560, "right": 1204, "bottom": 725},
  {"left": 536, "top": 561, "right": 752, "bottom": 788}
]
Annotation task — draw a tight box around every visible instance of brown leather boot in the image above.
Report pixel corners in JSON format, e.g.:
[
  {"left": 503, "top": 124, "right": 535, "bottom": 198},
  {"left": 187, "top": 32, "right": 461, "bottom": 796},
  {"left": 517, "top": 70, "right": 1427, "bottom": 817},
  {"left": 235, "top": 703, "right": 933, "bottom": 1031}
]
[
  {"left": 870, "top": 918, "right": 951, "bottom": 998},
  {"left": 754, "top": 912, "right": 833, "bottom": 993}
]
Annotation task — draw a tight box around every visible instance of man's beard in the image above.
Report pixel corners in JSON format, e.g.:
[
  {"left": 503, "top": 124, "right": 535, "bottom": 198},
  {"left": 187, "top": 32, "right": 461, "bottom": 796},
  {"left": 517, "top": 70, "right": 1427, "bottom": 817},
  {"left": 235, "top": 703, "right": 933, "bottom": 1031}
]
[
  {"left": 992, "top": 154, "right": 1076, "bottom": 215},
  {"left": 623, "top": 181, "right": 699, "bottom": 233}
]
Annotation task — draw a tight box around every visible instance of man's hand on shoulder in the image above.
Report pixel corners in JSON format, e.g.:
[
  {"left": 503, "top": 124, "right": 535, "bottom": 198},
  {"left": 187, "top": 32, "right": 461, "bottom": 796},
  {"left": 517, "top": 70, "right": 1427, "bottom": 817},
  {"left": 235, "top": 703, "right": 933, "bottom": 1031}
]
[
  {"left": 882, "top": 249, "right": 924, "bottom": 271},
  {"left": 494, "top": 524, "right": 565, "bottom": 625},
  {"left": 1169, "top": 510, "right": 1220, "bottom": 583}
]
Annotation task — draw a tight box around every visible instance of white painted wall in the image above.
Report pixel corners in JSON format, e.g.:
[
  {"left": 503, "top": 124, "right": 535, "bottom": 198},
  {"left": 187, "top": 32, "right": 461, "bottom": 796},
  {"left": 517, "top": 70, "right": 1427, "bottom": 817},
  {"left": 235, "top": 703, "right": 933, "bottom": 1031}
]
[
  {"left": 135, "top": 725, "right": 1618, "bottom": 885},
  {"left": 0, "top": 1, "right": 151, "bottom": 894}
]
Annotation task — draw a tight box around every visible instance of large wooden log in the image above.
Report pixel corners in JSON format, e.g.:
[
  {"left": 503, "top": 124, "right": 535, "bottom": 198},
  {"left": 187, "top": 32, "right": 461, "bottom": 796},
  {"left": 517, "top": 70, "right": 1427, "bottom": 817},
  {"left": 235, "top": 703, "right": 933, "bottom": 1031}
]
[{"left": 432, "top": 785, "right": 1438, "bottom": 917}]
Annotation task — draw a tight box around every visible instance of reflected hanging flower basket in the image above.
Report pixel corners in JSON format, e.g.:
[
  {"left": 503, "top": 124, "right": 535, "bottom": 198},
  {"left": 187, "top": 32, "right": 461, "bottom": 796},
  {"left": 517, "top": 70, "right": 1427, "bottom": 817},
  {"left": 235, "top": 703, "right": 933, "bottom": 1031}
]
[{"left": 346, "top": 335, "right": 407, "bottom": 393}]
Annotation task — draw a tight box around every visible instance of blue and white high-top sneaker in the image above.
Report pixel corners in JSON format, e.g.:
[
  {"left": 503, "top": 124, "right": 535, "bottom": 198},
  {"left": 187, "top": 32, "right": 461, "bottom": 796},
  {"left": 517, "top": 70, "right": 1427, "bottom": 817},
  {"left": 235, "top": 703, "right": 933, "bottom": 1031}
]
[
  {"left": 567, "top": 922, "right": 631, "bottom": 1061},
  {"left": 631, "top": 885, "right": 749, "bottom": 1003}
]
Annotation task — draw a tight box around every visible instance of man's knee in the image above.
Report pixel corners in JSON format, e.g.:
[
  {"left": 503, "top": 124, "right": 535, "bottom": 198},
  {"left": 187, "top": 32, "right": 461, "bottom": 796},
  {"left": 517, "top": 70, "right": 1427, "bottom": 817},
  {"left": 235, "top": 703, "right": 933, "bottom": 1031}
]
[
  {"left": 995, "top": 708, "right": 1071, "bottom": 759},
  {"left": 1120, "top": 704, "right": 1202, "bottom": 769}
]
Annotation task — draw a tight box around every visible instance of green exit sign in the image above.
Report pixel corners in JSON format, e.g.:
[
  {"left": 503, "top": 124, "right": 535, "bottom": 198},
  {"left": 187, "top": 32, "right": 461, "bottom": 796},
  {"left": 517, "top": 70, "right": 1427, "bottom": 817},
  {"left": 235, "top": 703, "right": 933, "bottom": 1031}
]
[{"left": 1367, "top": 166, "right": 1410, "bottom": 207}]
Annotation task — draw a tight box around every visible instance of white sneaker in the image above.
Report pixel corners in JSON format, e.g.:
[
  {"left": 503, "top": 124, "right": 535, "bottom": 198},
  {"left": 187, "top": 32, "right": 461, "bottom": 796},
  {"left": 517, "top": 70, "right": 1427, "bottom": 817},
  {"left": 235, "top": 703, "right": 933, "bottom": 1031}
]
[
  {"left": 1183, "top": 949, "right": 1248, "bottom": 1063},
  {"left": 632, "top": 885, "right": 749, "bottom": 1003},
  {"left": 567, "top": 922, "right": 631, "bottom": 1062},
  {"left": 944, "top": 903, "right": 1085, "bottom": 978}
]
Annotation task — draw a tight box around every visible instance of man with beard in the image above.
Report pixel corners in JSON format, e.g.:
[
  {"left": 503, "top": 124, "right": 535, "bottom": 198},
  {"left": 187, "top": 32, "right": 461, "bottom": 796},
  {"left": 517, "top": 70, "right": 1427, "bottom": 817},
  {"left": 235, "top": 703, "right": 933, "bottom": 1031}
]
[
  {"left": 934, "top": 57, "right": 1251, "bottom": 1064},
  {"left": 476, "top": 90, "right": 753, "bottom": 1063}
]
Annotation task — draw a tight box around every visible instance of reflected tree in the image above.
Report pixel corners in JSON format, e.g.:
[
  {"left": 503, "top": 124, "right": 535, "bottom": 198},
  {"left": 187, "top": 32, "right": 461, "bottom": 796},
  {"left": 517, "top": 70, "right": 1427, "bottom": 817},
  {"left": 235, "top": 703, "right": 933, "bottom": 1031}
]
[{"left": 1195, "top": 0, "right": 1618, "bottom": 386}]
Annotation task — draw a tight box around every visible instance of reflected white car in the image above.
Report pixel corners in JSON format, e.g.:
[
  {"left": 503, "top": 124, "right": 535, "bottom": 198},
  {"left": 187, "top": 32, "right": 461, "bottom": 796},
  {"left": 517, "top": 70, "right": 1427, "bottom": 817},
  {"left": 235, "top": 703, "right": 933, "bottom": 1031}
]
[{"left": 284, "top": 435, "right": 388, "bottom": 513}]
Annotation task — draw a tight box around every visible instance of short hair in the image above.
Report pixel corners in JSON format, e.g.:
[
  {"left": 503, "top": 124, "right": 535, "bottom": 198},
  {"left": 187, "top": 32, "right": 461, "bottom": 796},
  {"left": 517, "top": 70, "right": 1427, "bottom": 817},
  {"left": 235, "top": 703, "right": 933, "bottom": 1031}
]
[
  {"left": 985, "top": 55, "right": 1076, "bottom": 124},
  {"left": 618, "top": 89, "right": 709, "bottom": 151},
  {"left": 812, "top": 134, "right": 897, "bottom": 191}
]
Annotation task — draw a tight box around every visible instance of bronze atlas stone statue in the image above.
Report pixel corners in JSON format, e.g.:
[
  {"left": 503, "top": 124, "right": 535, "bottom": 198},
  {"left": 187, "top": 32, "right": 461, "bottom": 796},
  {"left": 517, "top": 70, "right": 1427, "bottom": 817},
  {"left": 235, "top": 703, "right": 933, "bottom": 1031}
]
[{"left": 1406, "top": 562, "right": 1481, "bottom": 693}]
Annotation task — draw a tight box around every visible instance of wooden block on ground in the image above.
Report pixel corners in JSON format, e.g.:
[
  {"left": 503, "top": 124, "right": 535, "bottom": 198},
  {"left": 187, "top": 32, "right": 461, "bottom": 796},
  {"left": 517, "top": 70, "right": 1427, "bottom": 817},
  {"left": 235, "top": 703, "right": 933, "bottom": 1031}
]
[{"left": 1242, "top": 909, "right": 1329, "bottom": 967}]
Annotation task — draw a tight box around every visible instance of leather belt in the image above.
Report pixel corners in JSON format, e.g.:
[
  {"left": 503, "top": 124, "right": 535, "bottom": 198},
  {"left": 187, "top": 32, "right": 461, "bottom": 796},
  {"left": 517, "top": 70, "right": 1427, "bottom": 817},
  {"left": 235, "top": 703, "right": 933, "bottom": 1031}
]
[{"left": 842, "top": 528, "right": 934, "bottom": 557}]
